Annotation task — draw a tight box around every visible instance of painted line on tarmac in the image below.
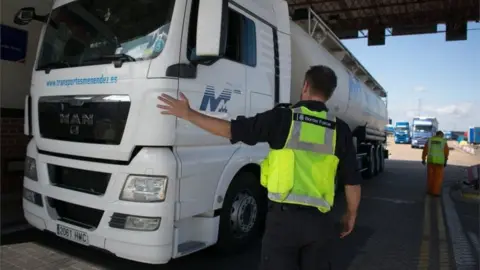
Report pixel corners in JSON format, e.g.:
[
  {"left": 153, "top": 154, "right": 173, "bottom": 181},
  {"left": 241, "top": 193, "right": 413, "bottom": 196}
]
[
  {"left": 362, "top": 196, "right": 416, "bottom": 204},
  {"left": 437, "top": 198, "right": 451, "bottom": 270},
  {"left": 417, "top": 195, "right": 431, "bottom": 270},
  {"left": 442, "top": 186, "right": 477, "bottom": 268},
  {"left": 467, "top": 232, "right": 480, "bottom": 256},
  {"left": 462, "top": 193, "right": 480, "bottom": 200}
]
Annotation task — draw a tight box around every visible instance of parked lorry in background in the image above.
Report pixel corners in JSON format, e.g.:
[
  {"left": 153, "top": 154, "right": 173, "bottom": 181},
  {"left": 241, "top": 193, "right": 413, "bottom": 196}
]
[
  {"left": 451, "top": 131, "right": 464, "bottom": 141},
  {"left": 394, "top": 121, "right": 411, "bottom": 144},
  {"left": 15, "top": 0, "right": 388, "bottom": 264},
  {"left": 468, "top": 127, "right": 480, "bottom": 144},
  {"left": 444, "top": 131, "right": 452, "bottom": 140},
  {"left": 411, "top": 117, "right": 438, "bottom": 148},
  {"left": 385, "top": 124, "right": 394, "bottom": 135}
]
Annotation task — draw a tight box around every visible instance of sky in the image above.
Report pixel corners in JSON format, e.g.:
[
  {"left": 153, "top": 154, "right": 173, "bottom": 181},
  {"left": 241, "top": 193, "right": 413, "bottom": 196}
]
[{"left": 341, "top": 22, "right": 480, "bottom": 131}]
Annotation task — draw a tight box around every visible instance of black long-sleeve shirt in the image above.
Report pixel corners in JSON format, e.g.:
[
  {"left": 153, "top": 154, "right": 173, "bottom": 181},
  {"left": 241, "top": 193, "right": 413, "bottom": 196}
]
[{"left": 229, "top": 100, "right": 362, "bottom": 186}]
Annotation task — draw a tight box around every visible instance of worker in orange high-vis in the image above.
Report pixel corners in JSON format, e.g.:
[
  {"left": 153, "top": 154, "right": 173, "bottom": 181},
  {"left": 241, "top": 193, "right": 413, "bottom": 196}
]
[{"left": 421, "top": 131, "right": 449, "bottom": 196}]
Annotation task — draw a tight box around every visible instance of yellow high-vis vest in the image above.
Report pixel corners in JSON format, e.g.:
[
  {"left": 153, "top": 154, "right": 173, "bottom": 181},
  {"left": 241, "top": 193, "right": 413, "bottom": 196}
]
[
  {"left": 260, "top": 106, "right": 339, "bottom": 213},
  {"left": 427, "top": 136, "right": 446, "bottom": 165}
]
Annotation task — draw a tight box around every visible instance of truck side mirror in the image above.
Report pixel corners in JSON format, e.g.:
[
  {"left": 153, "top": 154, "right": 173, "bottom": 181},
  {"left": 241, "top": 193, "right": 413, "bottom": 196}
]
[
  {"left": 14, "top": 7, "right": 36, "bottom": 25},
  {"left": 195, "top": 0, "right": 228, "bottom": 58}
]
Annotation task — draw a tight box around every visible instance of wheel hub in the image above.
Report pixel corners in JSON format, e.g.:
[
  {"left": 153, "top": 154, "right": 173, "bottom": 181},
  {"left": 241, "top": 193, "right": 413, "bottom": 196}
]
[{"left": 229, "top": 191, "right": 258, "bottom": 238}]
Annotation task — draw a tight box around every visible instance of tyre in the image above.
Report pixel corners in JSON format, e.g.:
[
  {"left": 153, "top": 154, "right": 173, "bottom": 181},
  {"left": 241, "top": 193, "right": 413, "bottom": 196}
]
[
  {"left": 215, "top": 171, "right": 267, "bottom": 254},
  {"left": 378, "top": 145, "right": 385, "bottom": 173},
  {"left": 373, "top": 145, "right": 380, "bottom": 176},
  {"left": 362, "top": 146, "right": 375, "bottom": 179}
]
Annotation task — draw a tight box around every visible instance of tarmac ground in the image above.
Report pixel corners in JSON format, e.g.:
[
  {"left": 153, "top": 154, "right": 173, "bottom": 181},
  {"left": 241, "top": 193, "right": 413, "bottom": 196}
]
[{"left": 1, "top": 138, "right": 479, "bottom": 270}]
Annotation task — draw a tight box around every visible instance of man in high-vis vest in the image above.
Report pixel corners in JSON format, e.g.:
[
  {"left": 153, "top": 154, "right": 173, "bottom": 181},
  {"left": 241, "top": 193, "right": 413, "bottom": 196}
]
[
  {"left": 422, "top": 131, "right": 449, "bottom": 196},
  {"left": 157, "top": 65, "right": 362, "bottom": 270}
]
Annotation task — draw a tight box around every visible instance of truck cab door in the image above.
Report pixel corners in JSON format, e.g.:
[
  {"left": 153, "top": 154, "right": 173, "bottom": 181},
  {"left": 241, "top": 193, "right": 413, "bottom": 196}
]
[{"left": 174, "top": 0, "right": 248, "bottom": 219}]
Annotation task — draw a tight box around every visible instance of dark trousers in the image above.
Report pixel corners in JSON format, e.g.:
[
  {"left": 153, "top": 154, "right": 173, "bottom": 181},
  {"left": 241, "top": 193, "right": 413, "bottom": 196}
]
[{"left": 258, "top": 201, "right": 334, "bottom": 270}]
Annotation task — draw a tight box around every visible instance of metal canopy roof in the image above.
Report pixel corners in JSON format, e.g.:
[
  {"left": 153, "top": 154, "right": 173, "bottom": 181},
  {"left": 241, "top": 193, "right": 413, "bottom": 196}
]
[
  {"left": 292, "top": 7, "right": 390, "bottom": 97},
  {"left": 287, "top": 0, "right": 479, "bottom": 42},
  {"left": 286, "top": 0, "right": 479, "bottom": 99}
]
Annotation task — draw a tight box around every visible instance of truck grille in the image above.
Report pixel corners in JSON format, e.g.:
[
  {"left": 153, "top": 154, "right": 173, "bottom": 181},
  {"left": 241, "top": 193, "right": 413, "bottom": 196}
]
[
  {"left": 38, "top": 95, "right": 130, "bottom": 145},
  {"left": 415, "top": 139, "right": 428, "bottom": 147},
  {"left": 49, "top": 198, "right": 104, "bottom": 229},
  {"left": 48, "top": 165, "right": 111, "bottom": 195}
]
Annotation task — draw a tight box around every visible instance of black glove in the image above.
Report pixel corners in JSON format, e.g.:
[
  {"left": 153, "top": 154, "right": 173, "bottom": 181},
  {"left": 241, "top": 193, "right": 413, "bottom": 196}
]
[{"left": 421, "top": 160, "right": 426, "bottom": 166}]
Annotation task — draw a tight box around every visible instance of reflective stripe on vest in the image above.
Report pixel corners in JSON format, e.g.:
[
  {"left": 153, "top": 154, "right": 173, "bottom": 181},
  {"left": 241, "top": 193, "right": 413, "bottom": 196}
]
[
  {"left": 268, "top": 192, "right": 331, "bottom": 209},
  {"left": 427, "top": 137, "right": 446, "bottom": 164}
]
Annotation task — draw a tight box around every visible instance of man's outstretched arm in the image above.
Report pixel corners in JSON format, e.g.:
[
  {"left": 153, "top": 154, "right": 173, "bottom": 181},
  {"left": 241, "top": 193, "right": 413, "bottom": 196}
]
[
  {"left": 157, "top": 92, "right": 284, "bottom": 146},
  {"left": 157, "top": 93, "right": 232, "bottom": 139},
  {"left": 187, "top": 109, "right": 232, "bottom": 139}
]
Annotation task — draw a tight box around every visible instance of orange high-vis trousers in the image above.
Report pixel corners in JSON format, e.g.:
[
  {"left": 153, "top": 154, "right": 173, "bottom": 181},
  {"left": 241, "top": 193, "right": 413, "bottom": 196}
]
[{"left": 426, "top": 164, "right": 444, "bottom": 196}]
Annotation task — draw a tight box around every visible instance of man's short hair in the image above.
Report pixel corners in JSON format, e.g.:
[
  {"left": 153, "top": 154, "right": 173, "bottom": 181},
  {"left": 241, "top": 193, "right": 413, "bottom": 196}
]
[
  {"left": 436, "top": 131, "right": 444, "bottom": 137},
  {"left": 304, "top": 65, "right": 338, "bottom": 99}
]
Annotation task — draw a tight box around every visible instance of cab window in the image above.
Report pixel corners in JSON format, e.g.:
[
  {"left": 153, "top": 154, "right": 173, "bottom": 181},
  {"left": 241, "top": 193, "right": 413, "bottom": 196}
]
[{"left": 187, "top": 1, "right": 256, "bottom": 67}]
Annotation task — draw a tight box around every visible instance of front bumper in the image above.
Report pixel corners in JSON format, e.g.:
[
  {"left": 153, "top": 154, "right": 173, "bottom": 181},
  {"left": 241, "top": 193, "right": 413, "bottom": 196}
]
[
  {"left": 394, "top": 136, "right": 410, "bottom": 143},
  {"left": 23, "top": 141, "right": 177, "bottom": 264},
  {"left": 411, "top": 142, "right": 426, "bottom": 148}
]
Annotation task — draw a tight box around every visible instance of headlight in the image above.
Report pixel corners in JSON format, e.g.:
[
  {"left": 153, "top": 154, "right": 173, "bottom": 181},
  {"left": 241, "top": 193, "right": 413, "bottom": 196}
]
[
  {"left": 120, "top": 175, "right": 167, "bottom": 202},
  {"left": 109, "top": 213, "right": 161, "bottom": 231},
  {"left": 23, "top": 187, "right": 43, "bottom": 207},
  {"left": 24, "top": 156, "right": 37, "bottom": 181},
  {"left": 125, "top": 216, "right": 160, "bottom": 231}
]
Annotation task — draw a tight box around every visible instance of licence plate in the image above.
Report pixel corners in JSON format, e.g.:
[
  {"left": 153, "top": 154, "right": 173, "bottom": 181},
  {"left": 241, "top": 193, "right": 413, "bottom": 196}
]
[{"left": 56, "top": 224, "right": 89, "bottom": 245}]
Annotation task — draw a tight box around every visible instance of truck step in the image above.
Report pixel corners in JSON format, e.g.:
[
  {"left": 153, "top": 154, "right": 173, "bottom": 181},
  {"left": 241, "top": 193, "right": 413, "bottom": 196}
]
[{"left": 178, "top": 241, "right": 207, "bottom": 256}]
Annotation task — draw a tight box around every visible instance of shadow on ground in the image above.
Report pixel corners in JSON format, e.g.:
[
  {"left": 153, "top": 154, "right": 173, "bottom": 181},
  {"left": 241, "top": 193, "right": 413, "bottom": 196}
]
[
  {"left": 0, "top": 223, "right": 374, "bottom": 270},
  {"left": 0, "top": 159, "right": 472, "bottom": 270}
]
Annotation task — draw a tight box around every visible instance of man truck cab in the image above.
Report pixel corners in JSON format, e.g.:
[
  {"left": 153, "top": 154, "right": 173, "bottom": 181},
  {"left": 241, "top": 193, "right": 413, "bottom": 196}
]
[
  {"left": 18, "top": 0, "right": 277, "bottom": 264},
  {"left": 394, "top": 121, "right": 410, "bottom": 144},
  {"left": 411, "top": 117, "right": 438, "bottom": 148}
]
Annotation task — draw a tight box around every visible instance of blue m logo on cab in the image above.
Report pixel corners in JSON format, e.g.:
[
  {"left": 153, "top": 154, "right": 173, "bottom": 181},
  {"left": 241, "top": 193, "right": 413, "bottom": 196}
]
[{"left": 199, "top": 85, "right": 233, "bottom": 113}]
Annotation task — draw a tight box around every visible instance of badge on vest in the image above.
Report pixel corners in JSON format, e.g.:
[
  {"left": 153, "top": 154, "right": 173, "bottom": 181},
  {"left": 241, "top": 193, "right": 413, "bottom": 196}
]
[{"left": 293, "top": 113, "right": 336, "bottom": 129}]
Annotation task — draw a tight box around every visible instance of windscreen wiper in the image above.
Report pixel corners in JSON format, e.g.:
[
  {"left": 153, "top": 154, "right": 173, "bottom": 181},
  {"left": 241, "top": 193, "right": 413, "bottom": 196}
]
[
  {"left": 84, "top": 54, "right": 136, "bottom": 68},
  {"left": 38, "top": 61, "right": 71, "bottom": 74}
]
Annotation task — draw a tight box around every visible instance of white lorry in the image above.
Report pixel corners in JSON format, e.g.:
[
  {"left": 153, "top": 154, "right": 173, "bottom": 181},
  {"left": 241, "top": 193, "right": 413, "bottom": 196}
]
[{"left": 16, "top": 0, "right": 388, "bottom": 264}]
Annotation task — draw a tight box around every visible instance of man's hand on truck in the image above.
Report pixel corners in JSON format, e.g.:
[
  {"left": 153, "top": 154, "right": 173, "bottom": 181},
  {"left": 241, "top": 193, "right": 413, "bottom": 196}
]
[{"left": 157, "top": 92, "right": 232, "bottom": 139}]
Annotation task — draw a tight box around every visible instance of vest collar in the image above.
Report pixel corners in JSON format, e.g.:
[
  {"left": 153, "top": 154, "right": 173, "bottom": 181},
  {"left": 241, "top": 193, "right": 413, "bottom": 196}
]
[{"left": 292, "top": 101, "right": 328, "bottom": 112}]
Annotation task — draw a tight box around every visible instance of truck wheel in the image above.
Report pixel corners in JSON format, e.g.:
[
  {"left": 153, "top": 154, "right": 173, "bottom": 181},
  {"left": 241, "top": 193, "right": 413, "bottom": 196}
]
[
  {"left": 215, "top": 171, "right": 267, "bottom": 254},
  {"left": 362, "top": 146, "right": 375, "bottom": 179},
  {"left": 378, "top": 145, "right": 385, "bottom": 173},
  {"left": 373, "top": 146, "right": 380, "bottom": 176}
]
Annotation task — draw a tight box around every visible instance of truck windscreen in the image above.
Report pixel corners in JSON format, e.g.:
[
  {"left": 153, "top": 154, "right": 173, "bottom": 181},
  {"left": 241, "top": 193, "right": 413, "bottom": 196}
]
[
  {"left": 36, "top": 0, "right": 175, "bottom": 71},
  {"left": 395, "top": 127, "right": 408, "bottom": 132},
  {"left": 413, "top": 125, "right": 432, "bottom": 132}
]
